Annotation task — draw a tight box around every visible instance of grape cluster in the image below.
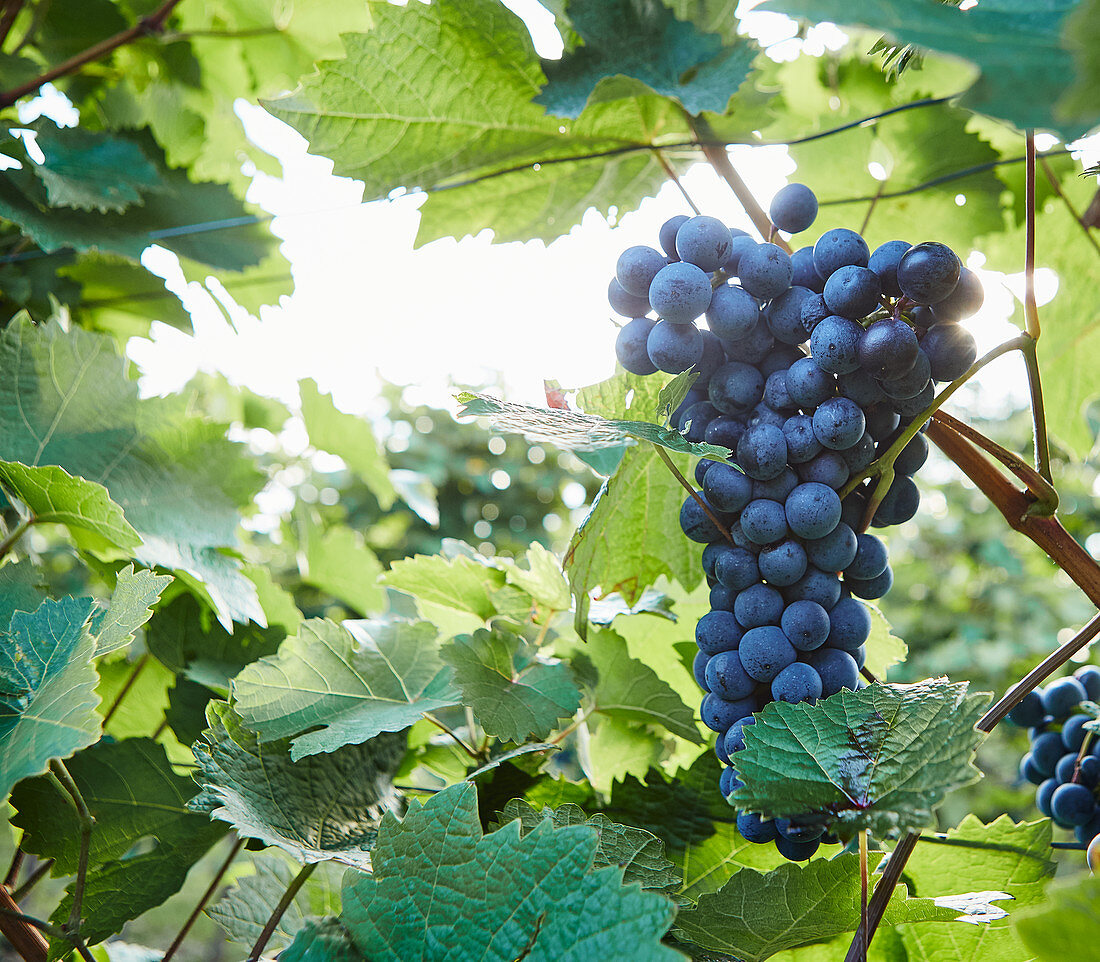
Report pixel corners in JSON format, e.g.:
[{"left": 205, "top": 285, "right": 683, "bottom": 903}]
[
  {"left": 1010, "top": 666, "right": 1100, "bottom": 864},
  {"left": 607, "top": 184, "right": 984, "bottom": 860}
]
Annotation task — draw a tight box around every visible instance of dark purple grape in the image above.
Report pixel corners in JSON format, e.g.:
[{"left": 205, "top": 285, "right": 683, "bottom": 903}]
[
  {"left": 758, "top": 539, "right": 808, "bottom": 587},
  {"left": 813, "top": 228, "right": 870, "bottom": 279},
  {"left": 770, "top": 183, "right": 818, "bottom": 233},
  {"left": 738, "top": 625, "right": 796, "bottom": 681},
  {"left": 823, "top": 265, "right": 882, "bottom": 319},
  {"left": 680, "top": 490, "right": 725, "bottom": 543},
  {"left": 812, "top": 397, "right": 866, "bottom": 451},
  {"left": 826, "top": 596, "right": 872, "bottom": 651},
  {"left": 790, "top": 245, "right": 825, "bottom": 292},
  {"left": 615, "top": 317, "right": 658, "bottom": 374},
  {"left": 677, "top": 215, "right": 734, "bottom": 272},
  {"left": 781, "top": 599, "right": 830, "bottom": 651},
  {"left": 868, "top": 240, "right": 912, "bottom": 297},
  {"left": 772, "top": 662, "right": 823, "bottom": 703},
  {"left": 921, "top": 323, "right": 977, "bottom": 382},
  {"left": 648, "top": 320, "right": 703, "bottom": 373},
  {"left": 740, "top": 498, "right": 789, "bottom": 546},
  {"left": 659, "top": 214, "right": 690, "bottom": 258},
  {"left": 649, "top": 262, "right": 713, "bottom": 323},
  {"left": 808, "top": 647, "right": 859, "bottom": 696},
  {"left": 707, "top": 283, "right": 760, "bottom": 341},
  {"left": 934, "top": 266, "right": 983, "bottom": 321},
  {"left": 858, "top": 318, "right": 919, "bottom": 380},
  {"left": 897, "top": 241, "right": 961, "bottom": 304},
  {"left": 696, "top": 610, "right": 744, "bottom": 655},
  {"left": 709, "top": 361, "right": 765, "bottom": 414},
  {"left": 608, "top": 277, "right": 651, "bottom": 317},
  {"left": 767, "top": 286, "right": 815, "bottom": 345},
  {"left": 616, "top": 245, "right": 667, "bottom": 297},
  {"left": 739, "top": 243, "right": 793, "bottom": 300}
]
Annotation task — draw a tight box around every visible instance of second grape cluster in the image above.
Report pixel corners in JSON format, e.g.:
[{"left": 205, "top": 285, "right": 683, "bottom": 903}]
[{"left": 608, "top": 184, "right": 983, "bottom": 859}]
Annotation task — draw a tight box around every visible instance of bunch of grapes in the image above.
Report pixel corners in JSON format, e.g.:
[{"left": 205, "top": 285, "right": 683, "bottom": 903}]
[
  {"left": 607, "top": 184, "right": 983, "bottom": 859},
  {"left": 1010, "top": 665, "right": 1100, "bottom": 866}
]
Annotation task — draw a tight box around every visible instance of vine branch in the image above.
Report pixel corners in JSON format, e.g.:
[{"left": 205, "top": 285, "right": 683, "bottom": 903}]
[
  {"left": 653, "top": 148, "right": 701, "bottom": 215},
  {"left": 101, "top": 654, "right": 149, "bottom": 726},
  {"left": 1023, "top": 132, "right": 1053, "bottom": 484},
  {"left": 0, "top": 888, "right": 47, "bottom": 962},
  {"left": 247, "top": 862, "right": 317, "bottom": 962},
  {"left": 652, "top": 444, "right": 734, "bottom": 544},
  {"left": 423, "top": 714, "right": 481, "bottom": 760},
  {"left": 0, "top": 0, "right": 185, "bottom": 109},
  {"left": 162, "top": 837, "right": 245, "bottom": 962},
  {"left": 47, "top": 761, "right": 94, "bottom": 936}
]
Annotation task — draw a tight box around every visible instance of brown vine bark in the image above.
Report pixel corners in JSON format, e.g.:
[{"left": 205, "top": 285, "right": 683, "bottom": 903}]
[{"left": 0, "top": 888, "right": 48, "bottom": 962}]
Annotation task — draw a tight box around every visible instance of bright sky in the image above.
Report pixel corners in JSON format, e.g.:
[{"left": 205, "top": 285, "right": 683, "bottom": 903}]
[{"left": 124, "top": 1, "right": 1072, "bottom": 426}]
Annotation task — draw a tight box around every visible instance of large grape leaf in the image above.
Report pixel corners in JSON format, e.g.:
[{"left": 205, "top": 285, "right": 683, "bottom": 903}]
[
  {"left": 536, "top": 0, "right": 758, "bottom": 117},
  {"left": 302, "top": 524, "right": 385, "bottom": 615},
  {"left": 0, "top": 461, "right": 140, "bottom": 552},
  {"left": 380, "top": 552, "right": 510, "bottom": 629},
  {"left": 280, "top": 918, "right": 364, "bottom": 962},
  {"left": 62, "top": 253, "right": 193, "bottom": 338},
  {"left": 0, "top": 560, "right": 46, "bottom": 630},
  {"left": 337, "top": 782, "right": 680, "bottom": 962},
  {"left": 299, "top": 379, "right": 396, "bottom": 511},
  {"left": 899, "top": 815, "right": 1056, "bottom": 962},
  {"left": 578, "top": 629, "right": 702, "bottom": 743},
  {"left": 978, "top": 171, "right": 1100, "bottom": 458},
  {"left": 491, "top": 542, "right": 571, "bottom": 611},
  {"left": 441, "top": 627, "right": 581, "bottom": 742},
  {"left": 206, "top": 853, "right": 345, "bottom": 954},
  {"left": 190, "top": 701, "right": 406, "bottom": 869},
  {"left": 10, "top": 737, "right": 226, "bottom": 949},
  {"left": 28, "top": 123, "right": 160, "bottom": 214},
  {"left": 864, "top": 605, "right": 907, "bottom": 679},
  {"left": 1014, "top": 874, "right": 1100, "bottom": 962},
  {"left": 0, "top": 316, "right": 265, "bottom": 626},
  {"left": 495, "top": 799, "right": 680, "bottom": 892},
  {"left": 262, "top": 0, "right": 726, "bottom": 244},
  {"left": 760, "top": 0, "right": 1099, "bottom": 138},
  {"left": 674, "top": 854, "right": 955, "bottom": 962},
  {"left": 90, "top": 564, "right": 173, "bottom": 656},
  {"left": 0, "top": 596, "right": 99, "bottom": 800},
  {"left": 456, "top": 392, "right": 732, "bottom": 461},
  {"left": 232, "top": 618, "right": 460, "bottom": 759},
  {"left": 731, "top": 680, "right": 989, "bottom": 839},
  {"left": 145, "top": 593, "right": 285, "bottom": 694}
]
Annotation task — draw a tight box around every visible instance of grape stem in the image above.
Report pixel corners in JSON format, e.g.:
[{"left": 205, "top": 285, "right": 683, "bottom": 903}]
[
  {"left": 161, "top": 836, "right": 245, "bottom": 962},
  {"left": 688, "top": 113, "right": 792, "bottom": 251},
  {"left": 423, "top": 714, "right": 481, "bottom": 760},
  {"left": 101, "top": 653, "right": 150, "bottom": 726},
  {"left": 652, "top": 148, "right": 701, "bottom": 215},
  {"left": 1023, "top": 132, "right": 1054, "bottom": 485},
  {"left": 247, "top": 861, "right": 317, "bottom": 962},
  {"left": 651, "top": 443, "right": 734, "bottom": 545},
  {"left": 839, "top": 334, "right": 1032, "bottom": 502},
  {"left": 45, "top": 761, "right": 94, "bottom": 940},
  {"left": 0, "top": 517, "right": 32, "bottom": 562}
]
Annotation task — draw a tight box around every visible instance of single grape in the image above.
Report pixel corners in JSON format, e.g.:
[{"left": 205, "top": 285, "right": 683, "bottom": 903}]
[
  {"left": 781, "top": 599, "right": 831, "bottom": 651},
  {"left": 710, "top": 583, "right": 736, "bottom": 612},
  {"left": 719, "top": 765, "right": 739, "bottom": 797},
  {"left": 864, "top": 404, "right": 900, "bottom": 441},
  {"left": 714, "top": 545, "right": 762, "bottom": 591},
  {"left": 1076, "top": 665, "right": 1100, "bottom": 701},
  {"left": 738, "top": 243, "right": 793, "bottom": 300},
  {"left": 826, "top": 596, "right": 872, "bottom": 651},
  {"left": 846, "top": 533, "right": 889, "bottom": 580},
  {"left": 801, "top": 292, "right": 831, "bottom": 335},
  {"left": 1051, "top": 782, "right": 1097, "bottom": 826},
  {"left": 813, "top": 227, "right": 870, "bottom": 279},
  {"left": 648, "top": 320, "right": 703, "bottom": 373},
  {"left": 809, "top": 315, "right": 863, "bottom": 374},
  {"left": 680, "top": 489, "right": 725, "bottom": 543},
  {"left": 934, "top": 266, "right": 984, "bottom": 321},
  {"left": 1006, "top": 689, "right": 1046, "bottom": 728},
  {"left": 890, "top": 381, "right": 934, "bottom": 418},
  {"left": 1043, "top": 677, "right": 1088, "bottom": 720},
  {"left": 774, "top": 835, "right": 820, "bottom": 861},
  {"left": 706, "top": 283, "right": 760, "bottom": 341},
  {"left": 676, "top": 215, "right": 734, "bottom": 272},
  {"left": 786, "top": 357, "right": 835, "bottom": 410},
  {"left": 703, "top": 462, "right": 754, "bottom": 513},
  {"left": 889, "top": 433, "right": 927, "bottom": 477},
  {"left": 709, "top": 361, "right": 765, "bottom": 414},
  {"left": 763, "top": 369, "right": 799, "bottom": 413},
  {"left": 784, "top": 566, "right": 843, "bottom": 610},
  {"left": 868, "top": 240, "right": 912, "bottom": 297},
  {"left": 649, "top": 261, "right": 713, "bottom": 323},
  {"left": 840, "top": 432, "right": 876, "bottom": 473},
  {"left": 837, "top": 368, "right": 886, "bottom": 406},
  {"left": 871, "top": 475, "right": 920, "bottom": 527},
  {"left": 770, "top": 183, "right": 819, "bottom": 233},
  {"left": 804, "top": 522, "right": 858, "bottom": 572},
  {"left": 1036, "top": 778, "right": 1058, "bottom": 817},
  {"left": 896, "top": 241, "right": 961, "bottom": 304},
  {"left": 738, "top": 625, "right": 797, "bottom": 681},
  {"left": 724, "top": 716, "right": 756, "bottom": 755},
  {"left": 706, "top": 649, "right": 758, "bottom": 701},
  {"left": 772, "top": 662, "right": 823, "bottom": 703},
  {"left": 759, "top": 539, "right": 808, "bottom": 587},
  {"left": 740, "top": 498, "right": 790, "bottom": 546},
  {"left": 808, "top": 647, "right": 860, "bottom": 696},
  {"left": 785, "top": 482, "right": 842, "bottom": 539},
  {"left": 823, "top": 264, "right": 882, "bottom": 319},
  {"left": 608, "top": 277, "right": 651, "bottom": 317},
  {"left": 722, "top": 315, "right": 776, "bottom": 364},
  {"left": 812, "top": 397, "right": 866, "bottom": 452},
  {"left": 783, "top": 414, "right": 824, "bottom": 464},
  {"left": 734, "top": 583, "right": 786, "bottom": 628},
  {"left": 723, "top": 234, "right": 759, "bottom": 274},
  {"left": 796, "top": 451, "right": 849, "bottom": 490},
  {"left": 1032, "top": 730, "right": 1069, "bottom": 774},
  {"left": 880, "top": 349, "right": 932, "bottom": 400},
  {"left": 696, "top": 610, "right": 745, "bottom": 656},
  {"left": 615, "top": 317, "right": 658, "bottom": 374},
  {"left": 704, "top": 415, "right": 748, "bottom": 449},
  {"left": 858, "top": 318, "right": 919, "bottom": 380},
  {"left": 1019, "top": 752, "right": 1046, "bottom": 785},
  {"left": 616, "top": 245, "right": 668, "bottom": 297},
  {"left": 920, "top": 323, "right": 977, "bottom": 382},
  {"left": 736, "top": 811, "right": 778, "bottom": 843},
  {"left": 659, "top": 214, "right": 690, "bottom": 258},
  {"left": 737, "top": 423, "right": 789, "bottom": 481},
  {"left": 767, "top": 286, "right": 816, "bottom": 345},
  {"left": 790, "top": 245, "right": 825, "bottom": 293},
  {"left": 693, "top": 649, "right": 710, "bottom": 691},
  {"left": 701, "top": 691, "right": 756, "bottom": 732},
  {"left": 845, "top": 564, "right": 893, "bottom": 600}
]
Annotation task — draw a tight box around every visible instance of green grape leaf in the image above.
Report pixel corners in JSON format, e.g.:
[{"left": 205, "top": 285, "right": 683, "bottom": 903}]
[
  {"left": 0, "top": 560, "right": 46, "bottom": 631},
  {"left": 898, "top": 815, "right": 1056, "bottom": 962},
  {"left": 145, "top": 593, "right": 285, "bottom": 694},
  {"left": 207, "top": 853, "right": 345, "bottom": 953},
  {"left": 674, "top": 854, "right": 955, "bottom": 962},
  {"left": 0, "top": 461, "right": 141, "bottom": 552},
  {"left": 731, "top": 680, "right": 989, "bottom": 839},
  {"left": 29, "top": 123, "right": 161, "bottom": 213},
  {"left": 90, "top": 564, "right": 173, "bottom": 657},
  {"left": 565, "top": 446, "right": 703, "bottom": 636},
  {"left": 1062, "top": 0, "right": 1100, "bottom": 122},
  {"left": 11, "top": 737, "right": 225, "bottom": 946},
  {"left": 441, "top": 627, "right": 581, "bottom": 742},
  {"left": 302, "top": 525, "right": 385, "bottom": 614},
  {"left": 1013, "top": 873, "right": 1100, "bottom": 962},
  {"left": 583, "top": 714, "right": 667, "bottom": 794},
  {"left": 491, "top": 542, "right": 571, "bottom": 611},
  {"left": 655, "top": 369, "right": 700, "bottom": 428},
  {"left": 456, "top": 392, "right": 732, "bottom": 460},
  {"left": 190, "top": 701, "right": 406, "bottom": 869},
  {"left": 63, "top": 253, "right": 193, "bottom": 338},
  {"left": 280, "top": 918, "right": 364, "bottom": 962},
  {"left": 581, "top": 628, "right": 702, "bottom": 743},
  {"left": 759, "top": 0, "right": 1096, "bottom": 139},
  {"left": 536, "top": 0, "right": 759, "bottom": 118},
  {"left": 337, "top": 782, "right": 680, "bottom": 962},
  {"left": 299, "top": 379, "right": 396, "bottom": 510},
  {"left": 864, "top": 604, "right": 908, "bottom": 679},
  {"left": 0, "top": 596, "right": 100, "bottom": 800},
  {"left": 0, "top": 317, "right": 265, "bottom": 627},
  {"left": 495, "top": 799, "right": 680, "bottom": 891},
  {"left": 232, "top": 618, "right": 460, "bottom": 759},
  {"left": 381, "top": 552, "right": 508, "bottom": 624}
]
